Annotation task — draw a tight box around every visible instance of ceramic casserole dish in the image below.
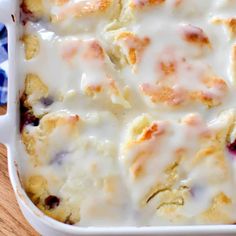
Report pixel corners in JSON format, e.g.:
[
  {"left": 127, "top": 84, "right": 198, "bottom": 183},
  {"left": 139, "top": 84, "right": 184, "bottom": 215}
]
[{"left": 1, "top": 0, "right": 236, "bottom": 235}]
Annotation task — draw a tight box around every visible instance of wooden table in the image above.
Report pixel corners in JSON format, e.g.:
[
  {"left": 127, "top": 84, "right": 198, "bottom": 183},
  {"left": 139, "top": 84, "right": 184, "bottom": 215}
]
[{"left": 0, "top": 106, "right": 38, "bottom": 236}]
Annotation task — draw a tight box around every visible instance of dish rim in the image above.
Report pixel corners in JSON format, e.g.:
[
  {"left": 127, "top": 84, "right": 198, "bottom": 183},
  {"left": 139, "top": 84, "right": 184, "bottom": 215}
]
[{"left": 1, "top": 0, "right": 236, "bottom": 234}]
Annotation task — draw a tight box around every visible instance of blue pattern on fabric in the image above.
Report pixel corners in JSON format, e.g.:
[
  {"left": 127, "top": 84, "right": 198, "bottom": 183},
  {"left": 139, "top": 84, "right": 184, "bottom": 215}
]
[{"left": 0, "top": 23, "right": 8, "bottom": 104}]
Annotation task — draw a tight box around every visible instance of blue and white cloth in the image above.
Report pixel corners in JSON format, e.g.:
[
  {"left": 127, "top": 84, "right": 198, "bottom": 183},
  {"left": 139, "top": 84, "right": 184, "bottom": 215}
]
[{"left": 0, "top": 23, "right": 8, "bottom": 105}]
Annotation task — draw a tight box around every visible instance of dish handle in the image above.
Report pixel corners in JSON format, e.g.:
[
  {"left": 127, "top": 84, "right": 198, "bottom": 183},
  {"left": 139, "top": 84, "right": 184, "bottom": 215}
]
[
  {"left": 0, "top": 0, "right": 15, "bottom": 24},
  {"left": 0, "top": 114, "right": 10, "bottom": 144}
]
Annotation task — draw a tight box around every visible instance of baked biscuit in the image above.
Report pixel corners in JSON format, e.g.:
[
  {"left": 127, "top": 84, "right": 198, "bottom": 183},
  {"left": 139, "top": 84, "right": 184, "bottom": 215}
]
[
  {"left": 22, "top": 27, "right": 130, "bottom": 112},
  {"left": 115, "top": 31, "right": 151, "bottom": 67},
  {"left": 211, "top": 17, "right": 236, "bottom": 39},
  {"left": 119, "top": 0, "right": 165, "bottom": 24},
  {"left": 120, "top": 0, "right": 213, "bottom": 24},
  {"left": 22, "top": 34, "right": 40, "bottom": 60},
  {"left": 23, "top": 111, "right": 128, "bottom": 225},
  {"left": 20, "top": 73, "right": 57, "bottom": 118},
  {"left": 108, "top": 24, "right": 227, "bottom": 108},
  {"left": 129, "top": 0, "right": 165, "bottom": 9},
  {"left": 22, "top": 111, "right": 80, "bottom": 166},
  {"left": 21, "top": 0, "right": 121, "bottom": 33},
  {"left": 20, "top": 0, "right": 236, "bottom": 226},
  {"left": 210, "top": 0, "right": 236, "bottom": 39},
  {"left": 61, "top": 39, "right": 130, "bottom": 108},
  {"left": 25, "top": 175, "right": 80, "bottom": 224},
  {"left": 24, "top": 74, "right": 49, "bottom": 107},
  {"left": 21, "top": 0, "right": 44, "bottom": 19},
  {"left": 120, "top": 111, "right": 236, "bottom": 224}
]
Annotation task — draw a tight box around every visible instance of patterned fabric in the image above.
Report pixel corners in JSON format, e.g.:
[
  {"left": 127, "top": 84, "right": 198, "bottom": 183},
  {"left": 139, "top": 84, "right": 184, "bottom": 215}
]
[{"left": 0, "top": 23, "right": 8, "bottom": 105}]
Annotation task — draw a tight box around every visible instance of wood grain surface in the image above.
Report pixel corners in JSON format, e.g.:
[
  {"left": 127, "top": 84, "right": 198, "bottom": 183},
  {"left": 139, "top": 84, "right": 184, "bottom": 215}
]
[{"left": 0, "top": 106, "right": 38, "bottom": 236}]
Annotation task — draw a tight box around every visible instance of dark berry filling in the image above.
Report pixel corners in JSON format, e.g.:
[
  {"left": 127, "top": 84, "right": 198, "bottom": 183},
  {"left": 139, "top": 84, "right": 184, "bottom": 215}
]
[
  {"left": 40, "top": 96, "right": 54, "bottom": 107},
  {"left": 20, "top": 2, "right": 39, "bottom": 25},
  {"left": 227, "top": 139, "right": 236, "bottom": 155},
  {"left": 20, "top": 94, "right": 40, "bottom": 132},
  {"left": 190, "top": 185, "right": 204, "bottom": 198},
  {"left": 44, "top": 195, "right": 60, "bottom": 210},
  {"left": 50, "top": 151, "right": 68, "bottom": 165}
]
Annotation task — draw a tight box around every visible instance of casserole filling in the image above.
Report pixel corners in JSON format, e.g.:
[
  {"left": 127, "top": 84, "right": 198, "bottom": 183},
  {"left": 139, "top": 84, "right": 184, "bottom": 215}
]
[{"left": 20, "top": 0, "right": 236, "bottom": 226}]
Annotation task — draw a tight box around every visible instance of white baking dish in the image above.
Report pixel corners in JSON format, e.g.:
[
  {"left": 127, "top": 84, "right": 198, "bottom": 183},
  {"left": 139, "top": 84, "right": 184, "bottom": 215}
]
[{"left": 1, "top": 0, "right": 236, "bottom": 235}]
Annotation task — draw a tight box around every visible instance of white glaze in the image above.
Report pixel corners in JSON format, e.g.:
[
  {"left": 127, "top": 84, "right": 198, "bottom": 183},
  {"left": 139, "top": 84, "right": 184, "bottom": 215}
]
[{"left": 20, "top": 0, "right": 236, "bottom": 226}]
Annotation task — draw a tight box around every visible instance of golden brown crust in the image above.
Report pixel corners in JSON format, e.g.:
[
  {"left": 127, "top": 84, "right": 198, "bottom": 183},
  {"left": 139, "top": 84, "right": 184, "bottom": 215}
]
[
  {"left": 129, "top": 0, "right": 165, "bottom": 9},
  {"left": 21, "top": 0, "right": 120, "bottom": 31},
  {"left": 22, "top": 112, "right": 80, "bottom": 166},
  {"left": 140, "top": 72, "right": 227, "bottom": 108},
  {"left": 53, "top": 0, "right": 70, "bottom": 6},
  {"left": 83, "top": 41, "right": 105, "bottom": 60},
  {"left": 24, "top": 74, "right": 49, "bottom": 107},
  {"left": 25, "top": 175, "right": 80, "bottom": 224},
  {"left": 116, "top": 32, "right": 151, "bottom": 65},
  {"left": 140, "top": 84, "right": 187, "bottom": 106},
  {"left": 180, "top": 25, "right": 211, "bottom": 48},
  {"left": 212, "top": 17, "right": 236, "bottom": 39},
  {"left": 199, "top": 193, "right": 233, "bottom": 224},
  {"left": 22, "top": 0, "right": 44, "bottom": 17},
  {"left": 52, "top": 0, "right": 113, "bottom": 22},
  {"left": 121, "top": 112, "right": 235, "bottom": 223},
  {"left": 22, "top": 35, "right": 40, "bottom": 60}
]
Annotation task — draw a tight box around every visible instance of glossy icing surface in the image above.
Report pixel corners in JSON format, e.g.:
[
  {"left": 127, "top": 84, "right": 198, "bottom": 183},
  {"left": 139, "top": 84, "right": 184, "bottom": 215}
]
[{"left": 20, "top": 0, "right": 236, "bottom": 226}]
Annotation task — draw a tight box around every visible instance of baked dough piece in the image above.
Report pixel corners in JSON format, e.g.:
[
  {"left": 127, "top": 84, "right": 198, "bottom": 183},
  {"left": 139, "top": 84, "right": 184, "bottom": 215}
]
[
  {"left": 119, "top": 0, "right": 165, "bottom": 24},
  {"left": 21, "top": 0, "right": 44, "bottom": 19},
  {"left": 21, "top": 0, "right": 121, "bottom": 33},
  {"left": 20, "top": 0, "right": 236, "bottom": 226},
  {"left": 119, "top": 0, "right": 214, "bottom": 24},
  {"left": 22, "top": 34, "right": 40, "bottom": 60},
  {"left": 20, "top": 73, "right": 58, "bottom": 119},
  {"left": 212, "top": 17, "right": 236, "bottom": 39},
  {"left": 61, "top": 38, "right": 129, "bottom": 108},
  {"left": 23, "top": 74, "right": 49, "bottom": 107},
  {"left": 21, "top": 27, "right": 130, "bottom": 116},
  {"left": 107, "top": 24, "right": 227, "bottom": 109},
  {"left": 25, "top": 175, "right": 80, "bottom": 224},
  {"left": 23, "top": 111, "right": 128, "bottom": 225},
  {"left": 129, "top": 0, "right": 165, "bottom": 8},
  {"left": 22, "top": 111, "right": 80, "bottom": 166},
  {"left": 210, "top": 0, "right": 236, "bottom": 39},
  {"left": 120, "top": 110, "right": 236, "bottom": 224}
]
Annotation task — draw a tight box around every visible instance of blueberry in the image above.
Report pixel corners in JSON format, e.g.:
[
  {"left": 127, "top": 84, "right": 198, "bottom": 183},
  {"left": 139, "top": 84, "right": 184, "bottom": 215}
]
[
  {"left": 50, "top": 151, "right": 68, "bottom": 165},
  {"left": 20, "top": 94, "right": 40, "bottom": 132},
  {"left": 40, "top": 96, "right": 54, "bottom": 107},
  {"left": 190, "top": 185, "right": 204, "bottom": 198},
  {"left": 44, "top": 195, "right": 60, "bottom": 210}
]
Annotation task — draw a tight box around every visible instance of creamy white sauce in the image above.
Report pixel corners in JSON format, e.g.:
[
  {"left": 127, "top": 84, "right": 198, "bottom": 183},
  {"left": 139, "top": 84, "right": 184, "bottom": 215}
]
[
  {"left": 20, "top": 0, "right": 236, "bottom": 226},
  {"left": 40, "top": 0, "right": 120, "bottom": 35}
]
